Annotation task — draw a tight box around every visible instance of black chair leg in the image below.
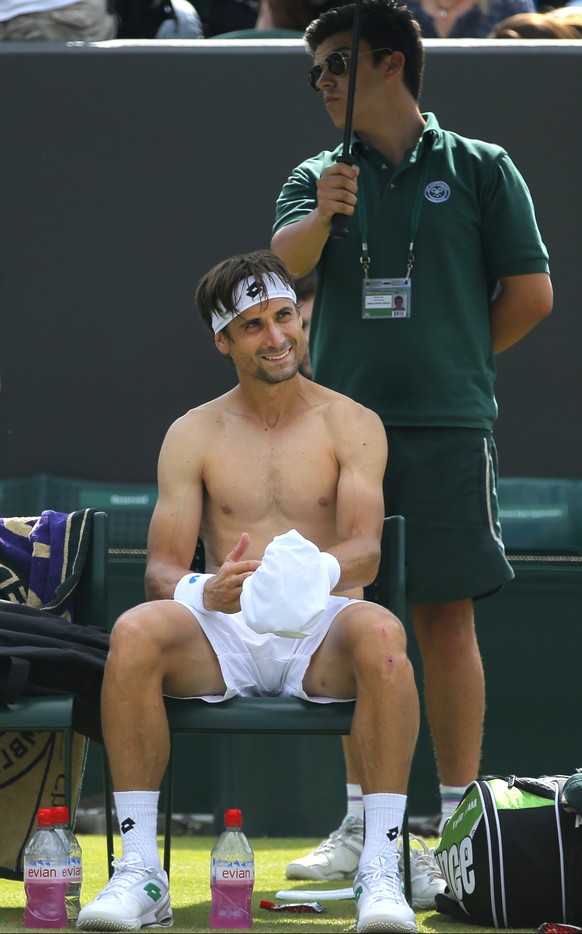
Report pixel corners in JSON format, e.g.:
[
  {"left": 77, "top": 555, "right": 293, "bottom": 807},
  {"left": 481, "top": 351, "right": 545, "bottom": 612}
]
[
  {"left": 102, "top": 750, "right": 115, "bottom": 878},
  {"left": 163, "top": 736, "right": 175, "bottom": 879},
  {"left": 402, "top": 811, "right": 412, "bottom": 904}
]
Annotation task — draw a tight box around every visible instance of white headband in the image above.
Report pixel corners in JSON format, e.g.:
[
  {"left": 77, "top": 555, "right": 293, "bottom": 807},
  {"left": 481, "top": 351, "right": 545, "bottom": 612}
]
[{"left": 211, "top": 274, "right": 298, "bottom": 334}]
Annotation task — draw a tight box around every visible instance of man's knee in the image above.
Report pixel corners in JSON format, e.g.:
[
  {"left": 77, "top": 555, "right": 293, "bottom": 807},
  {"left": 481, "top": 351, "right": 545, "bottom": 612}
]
[
  {"left": 108, "top": 602, "right": 170, "bottom": 664},
  {"left": 342, "top": 604, "right": 409, "bottom": 672},
  {"left": 412, "top": 600, "right": 478, "bottom": 655}
]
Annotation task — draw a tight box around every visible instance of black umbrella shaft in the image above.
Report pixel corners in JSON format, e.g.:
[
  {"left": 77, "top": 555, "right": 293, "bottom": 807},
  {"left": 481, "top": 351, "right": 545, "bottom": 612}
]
[{"left": 331, "top": 0, "right": 364, "bottom": 239}]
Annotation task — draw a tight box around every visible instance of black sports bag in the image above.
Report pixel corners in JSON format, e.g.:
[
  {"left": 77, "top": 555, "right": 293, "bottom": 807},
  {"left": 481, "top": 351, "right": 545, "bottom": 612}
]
[{"left": 434, "top": 774, "right": 582, "bottom": 929}]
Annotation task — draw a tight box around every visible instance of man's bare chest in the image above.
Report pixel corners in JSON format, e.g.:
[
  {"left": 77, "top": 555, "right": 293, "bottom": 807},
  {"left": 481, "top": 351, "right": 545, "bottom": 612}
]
[{"left": 202, "top": 423, "right": 339, "bottom": 522}]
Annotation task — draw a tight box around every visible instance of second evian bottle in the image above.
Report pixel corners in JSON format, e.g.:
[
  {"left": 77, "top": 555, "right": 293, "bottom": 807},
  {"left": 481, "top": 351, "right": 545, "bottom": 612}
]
[{"left": 209, "top": 808, "right": 254, "bottom": 929}]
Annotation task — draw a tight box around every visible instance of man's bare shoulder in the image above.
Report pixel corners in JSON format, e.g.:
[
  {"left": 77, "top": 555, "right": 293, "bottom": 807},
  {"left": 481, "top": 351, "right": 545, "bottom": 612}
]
[
  {"left": 165, "top": 390, "right": 238, "bottom": 436},
  {"left": 309, "top": 381, "right": 385, "bottom": 434}
]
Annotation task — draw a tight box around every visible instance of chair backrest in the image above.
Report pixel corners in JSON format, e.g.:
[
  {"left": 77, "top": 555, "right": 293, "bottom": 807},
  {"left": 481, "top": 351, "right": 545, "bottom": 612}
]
[
  {"left": 74, "top": 510, "right": 109, "bottom": 628},
  {"left": 364, "top": 515, "right": 406, "bottom": 619},
  {"left": 379, "top": 515, "right": 406, "bottom": 618}
]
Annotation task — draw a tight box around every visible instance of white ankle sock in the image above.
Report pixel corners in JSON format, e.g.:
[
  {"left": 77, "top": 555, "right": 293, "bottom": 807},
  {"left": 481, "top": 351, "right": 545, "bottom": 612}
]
[
  {"left": 114, "top": 790, "right": 161, "bottom": 869},
  {"left": 439, "top": 784, "right": 467, "bottom": 835},
  {"left": 361, "top": 793, "right": 406, "bottom": 865},
  {"left": 346, "top": 783, "right": 364, "bottom": 821}
]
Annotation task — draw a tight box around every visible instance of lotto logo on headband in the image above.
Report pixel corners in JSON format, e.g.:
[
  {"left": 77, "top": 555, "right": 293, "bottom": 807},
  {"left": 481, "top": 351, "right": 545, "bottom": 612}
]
[{"left": 246, "top": 282, "right": 262, "bottom": 300}]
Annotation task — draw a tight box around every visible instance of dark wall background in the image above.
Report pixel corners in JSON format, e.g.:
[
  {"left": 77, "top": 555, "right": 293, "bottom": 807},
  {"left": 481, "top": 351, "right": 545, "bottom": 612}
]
[{"left": 0, "top": 39, "right": 580, "bottom": 484}]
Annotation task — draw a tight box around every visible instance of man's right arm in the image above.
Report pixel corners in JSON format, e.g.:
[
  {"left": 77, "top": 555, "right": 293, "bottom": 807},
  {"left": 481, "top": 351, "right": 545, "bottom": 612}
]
[
  {"left": 271, "top": 162, "right": 360, "bottom": 277},
  {"left": 144, "top": 413, "right": 204, "bottom": 601}
]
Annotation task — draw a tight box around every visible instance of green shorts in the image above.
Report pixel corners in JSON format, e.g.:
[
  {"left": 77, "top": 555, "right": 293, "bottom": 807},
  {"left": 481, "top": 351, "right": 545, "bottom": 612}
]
[{"left": 383, "top": 427, "right": 514, "bottom": 605}]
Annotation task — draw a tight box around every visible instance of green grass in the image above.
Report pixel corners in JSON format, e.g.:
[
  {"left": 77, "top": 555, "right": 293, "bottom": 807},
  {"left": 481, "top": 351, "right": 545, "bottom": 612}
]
[{"left": 0, "top": 835, "right": 538, "bottom": 933}]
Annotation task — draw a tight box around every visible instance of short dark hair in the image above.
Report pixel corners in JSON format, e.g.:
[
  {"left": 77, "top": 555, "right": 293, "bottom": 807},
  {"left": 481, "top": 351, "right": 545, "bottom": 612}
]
[
  {"left": 304, "top": 0, "right": 424, "bottom": 101},
  {"left": 195, "top": 249, "right": 297, "bottom": 334}
]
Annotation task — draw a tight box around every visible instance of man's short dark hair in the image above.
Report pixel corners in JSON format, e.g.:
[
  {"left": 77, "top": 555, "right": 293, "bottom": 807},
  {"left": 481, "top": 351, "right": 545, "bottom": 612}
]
[{"left": 304, "top": 0, "right": 424, "bottom": 102}]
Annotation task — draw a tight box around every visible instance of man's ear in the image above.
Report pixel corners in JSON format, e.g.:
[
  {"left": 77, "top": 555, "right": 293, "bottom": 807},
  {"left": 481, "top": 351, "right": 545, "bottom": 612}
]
[
  {"left": 385, "top": 49, "right": 405, "bottom": 78},
  {"left": 215, "top": 329, "right": 231, "bottom": 356}
]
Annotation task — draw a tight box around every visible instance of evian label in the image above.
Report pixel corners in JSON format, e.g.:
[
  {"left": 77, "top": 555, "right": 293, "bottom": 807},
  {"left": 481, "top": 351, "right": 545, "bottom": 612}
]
[
  {"left": 24, "top": 859, "right": 66, "bottom": 883},
  {"left": 212, "top": 858, "right": 254, "bottom": 882},
  {"left": 64, "top": 858, "right": 82, "bottom": 881}
]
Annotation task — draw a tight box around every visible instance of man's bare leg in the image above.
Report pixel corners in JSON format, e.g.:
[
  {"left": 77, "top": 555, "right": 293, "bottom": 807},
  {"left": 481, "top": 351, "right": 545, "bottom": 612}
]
[
  {"left": 304, "top": 600, "right": 419, "bottom": 931},
  {"left": 307, "top": 598, "right": 482, "bottom": 829},
  {"left": 102, "top": 599, "right": 226, "bottom": 862},
  {"left": 412, "top": 598, "right": 484, "bottom": 830},
  {"left": 304, "top": 601, "right": 419, "bottom": 791},
  {"left": 287, "top": 601, "right": 418, "bottom": 883},
  {"left": 77, "top": 601, "right": 226, "bottom": 932},
  {"left": 102, "top": 599, "right": 226, "bottom": 791}
]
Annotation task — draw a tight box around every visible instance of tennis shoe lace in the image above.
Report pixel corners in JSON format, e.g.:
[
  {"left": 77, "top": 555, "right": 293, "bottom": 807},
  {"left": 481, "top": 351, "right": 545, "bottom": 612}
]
[
  {"left": 407, "top": 833, "right": 444, "bottom": 884},
  {"left": 359, "top": 854, "right": 404, "bottom": 900},
  {"left": 95, "top": 854, "right": 156, "bottom": 901}
]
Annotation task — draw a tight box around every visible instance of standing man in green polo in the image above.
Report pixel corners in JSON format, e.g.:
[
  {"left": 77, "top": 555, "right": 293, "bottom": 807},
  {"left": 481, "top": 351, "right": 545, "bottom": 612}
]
[{"left": 271, "top": 0, "right": 553, "bottom": 909}]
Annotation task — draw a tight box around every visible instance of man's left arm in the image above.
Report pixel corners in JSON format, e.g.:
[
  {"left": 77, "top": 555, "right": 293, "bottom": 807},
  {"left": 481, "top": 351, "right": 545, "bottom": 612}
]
[
  {"left": 325, "top": 401, "right": 388, "bottom": 592},
  {"left": 490, "top": 272, "right": 553, "bottom": 354}
]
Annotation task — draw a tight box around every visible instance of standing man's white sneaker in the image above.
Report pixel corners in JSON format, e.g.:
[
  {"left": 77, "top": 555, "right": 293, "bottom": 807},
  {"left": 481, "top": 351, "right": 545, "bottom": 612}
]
[
  {"left": 77, "top": 853, "right": 173, "bottom": 931},
  {"left": 286, "top": 815, "right": 364, "bottom": 880},
  {"left": 354, "top": 854, "right": 417, "bottom": 933},
  {"left": 399, "top": 833, "right": 447, "bottom": 909}
]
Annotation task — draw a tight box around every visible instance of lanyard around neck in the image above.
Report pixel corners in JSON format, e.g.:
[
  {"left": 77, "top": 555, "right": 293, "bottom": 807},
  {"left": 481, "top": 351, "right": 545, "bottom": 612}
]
[{"left": 358, "top": 130, "right": 435, "bottom": 282}]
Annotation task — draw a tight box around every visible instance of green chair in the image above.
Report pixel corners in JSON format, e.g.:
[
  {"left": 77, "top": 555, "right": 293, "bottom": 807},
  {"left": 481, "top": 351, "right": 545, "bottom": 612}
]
[
  {"left": 498, "top": 477, "right": 582, "bottom": 554},
  {"left": 103, "top": 515, "right": 411, "bottom": 896},
  {"left": 0, "top": 510, "right": 109, "bottom": 813}
]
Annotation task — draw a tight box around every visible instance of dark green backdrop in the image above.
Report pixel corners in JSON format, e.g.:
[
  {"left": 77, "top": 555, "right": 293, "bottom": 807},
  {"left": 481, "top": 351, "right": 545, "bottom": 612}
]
[{"left": 0, "top": 40, "right": 580, "bottom": 482}]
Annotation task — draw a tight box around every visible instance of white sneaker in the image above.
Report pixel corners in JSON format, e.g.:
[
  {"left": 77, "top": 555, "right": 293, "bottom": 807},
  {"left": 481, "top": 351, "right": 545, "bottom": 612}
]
[
  {"left": 354, "top": 854, "right": 418, "bottom": 933},
  {"left": 285, "top": 816, "right": 363, "bottom": 880},
  {"left": 399, "top": 833, "right": 446, "bottom": 910},
  {"left": 77, "top": 853, "right": 173, "bottom": 931}
]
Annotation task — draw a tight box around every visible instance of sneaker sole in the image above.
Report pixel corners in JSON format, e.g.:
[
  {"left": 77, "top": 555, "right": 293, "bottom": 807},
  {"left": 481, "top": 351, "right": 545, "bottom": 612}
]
[
  {"left": 356, "top": 920, "right": 418, "bottom": 933},
  {"left": 76, "top": 912, "right": 173, "bottom": 932}
]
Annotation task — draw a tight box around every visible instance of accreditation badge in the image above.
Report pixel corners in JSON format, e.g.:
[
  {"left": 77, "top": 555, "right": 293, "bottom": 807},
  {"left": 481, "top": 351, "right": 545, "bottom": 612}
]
[{"left": 362, "top": 278, "right": 411, "bottom": 319}]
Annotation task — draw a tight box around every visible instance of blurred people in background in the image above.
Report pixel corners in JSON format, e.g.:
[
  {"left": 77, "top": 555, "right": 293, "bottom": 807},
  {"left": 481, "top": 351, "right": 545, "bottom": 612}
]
[
  {"left": 254, "top": 0, "right": 352, "bottom": 31},
  {"left": 490, "top": 6, "right": 582, "bottom": 35},
  {"left": 0, "top": 0, "right": 116, "bottom": 39},
  {"left": 115, "top": 0, "right": 203, "bottom": 37},
  {"left": 202, "top": 0, "right": 258, "bottom": 35},
  {"left": 404, "top": 0, "right": 535, "bottom": 38},
  {"left": 211, "top": 0, "right": 352, "bottom": 37}
]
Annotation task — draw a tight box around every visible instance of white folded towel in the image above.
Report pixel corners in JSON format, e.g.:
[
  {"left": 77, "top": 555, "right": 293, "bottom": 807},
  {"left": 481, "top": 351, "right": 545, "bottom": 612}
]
[{"left": 241, "top": 529, "right": 340, "bottom": 639}]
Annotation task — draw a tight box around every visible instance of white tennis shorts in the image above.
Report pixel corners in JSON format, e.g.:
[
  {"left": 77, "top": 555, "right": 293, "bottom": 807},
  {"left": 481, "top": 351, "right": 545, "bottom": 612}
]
[{"left": 173, "top": 594, "right": 361, "bottom": 704}]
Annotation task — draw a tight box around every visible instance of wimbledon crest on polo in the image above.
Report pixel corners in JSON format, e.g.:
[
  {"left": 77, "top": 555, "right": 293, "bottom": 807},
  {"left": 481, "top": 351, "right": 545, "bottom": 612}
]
[{"left": 425, "top": 181, "right": 451, "bottom": 203}]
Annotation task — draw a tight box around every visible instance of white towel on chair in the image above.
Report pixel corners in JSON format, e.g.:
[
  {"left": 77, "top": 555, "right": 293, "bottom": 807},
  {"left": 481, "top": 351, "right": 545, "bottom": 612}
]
[{"left": 241, "top": 529, "right": 339, "bottom": 639}]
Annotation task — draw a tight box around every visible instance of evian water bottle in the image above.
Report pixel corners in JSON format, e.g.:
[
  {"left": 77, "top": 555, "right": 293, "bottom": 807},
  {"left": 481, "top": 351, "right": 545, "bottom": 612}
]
[
  {"left": 52, "top": 806, "right": 82, "bottom": 924},
  {"left": 23, "top": 808, "right": 68, "bottom": 929},
  {"left": 209, "top": 808, "right": 254, "bottom": 929}
]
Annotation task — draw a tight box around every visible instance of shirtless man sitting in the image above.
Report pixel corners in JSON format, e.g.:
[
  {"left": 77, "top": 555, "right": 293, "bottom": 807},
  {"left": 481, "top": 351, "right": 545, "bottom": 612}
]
[{"left": 77, "top": 249, "right": 420, "bottom": 934}]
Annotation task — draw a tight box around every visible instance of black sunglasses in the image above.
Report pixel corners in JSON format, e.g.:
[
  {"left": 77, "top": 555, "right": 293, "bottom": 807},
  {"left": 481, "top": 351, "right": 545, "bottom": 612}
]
[{"left": 308, "top": 47, "right": 393, "bottom": 92}]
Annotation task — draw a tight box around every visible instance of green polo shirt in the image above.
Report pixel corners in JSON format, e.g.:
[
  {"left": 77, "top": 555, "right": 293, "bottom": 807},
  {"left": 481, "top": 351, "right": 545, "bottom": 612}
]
[{"left": 273, "top": 113, "right": 549, "bottom": 429}]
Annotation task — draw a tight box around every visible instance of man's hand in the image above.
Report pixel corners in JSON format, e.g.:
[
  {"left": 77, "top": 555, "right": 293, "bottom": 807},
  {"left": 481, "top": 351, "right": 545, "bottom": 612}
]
[
  {"left": 317, "top": 163, "right": 360, "bottom": 224},
  {"left": 203, "top": 533, "right": 261, "bottom": 614}
]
